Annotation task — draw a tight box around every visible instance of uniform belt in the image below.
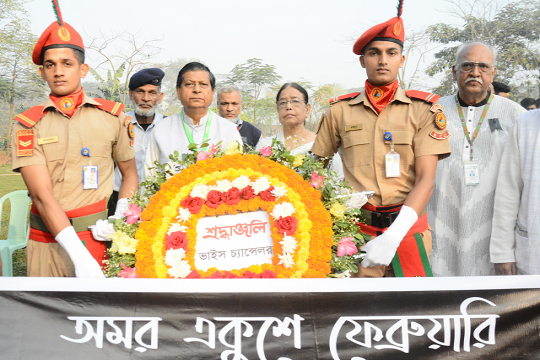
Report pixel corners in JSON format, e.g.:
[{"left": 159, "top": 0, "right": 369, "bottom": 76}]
[
  {"left": 30, "top": 210, "right": 107, "bottom": 233},
  {"left": 361, "top": 208, "right": 401, "bottom": 228},
  {"left": 361, "top": 205, "right": 426, "bottom": 229}
]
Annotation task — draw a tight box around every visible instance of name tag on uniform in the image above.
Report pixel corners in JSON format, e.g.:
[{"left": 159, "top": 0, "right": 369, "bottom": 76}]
[
  {"left": 345, "top": 124, "right": 363, "bottom": 131},
  {"left": 83, "top": 165, "right": 98, "bottom": 190},
  {"left": 385, "top": 151, "right": 401, "bottom": 178},
  {"left": 37, "top": 136, "right": 59, "bottom": 145},
  {"left": 463, "top": 160, "right": 480, "bottom": 186}
]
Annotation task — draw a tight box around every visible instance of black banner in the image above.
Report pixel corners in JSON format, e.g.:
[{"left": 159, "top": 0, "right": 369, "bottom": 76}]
[{"left": 1, "top": 276, "right": 539, "bottom": 359}]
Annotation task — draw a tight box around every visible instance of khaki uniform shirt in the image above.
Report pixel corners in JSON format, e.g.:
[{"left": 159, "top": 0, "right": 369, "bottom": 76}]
[
  {"left": 311, "top": 89, "right": 451, "bottom": 207},
  {"left": 12, "top": 94, "right": 135, "bottom": 211}
]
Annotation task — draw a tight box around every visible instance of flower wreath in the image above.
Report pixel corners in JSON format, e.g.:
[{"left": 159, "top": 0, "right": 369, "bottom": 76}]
[{"left": 135, "top": 154, "right": 333, "bottom": 279}]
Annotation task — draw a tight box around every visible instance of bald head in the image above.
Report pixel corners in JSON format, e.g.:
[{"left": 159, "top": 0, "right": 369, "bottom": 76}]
[{"left": 455, "top": 42, "right": 497, "bottom": 66}]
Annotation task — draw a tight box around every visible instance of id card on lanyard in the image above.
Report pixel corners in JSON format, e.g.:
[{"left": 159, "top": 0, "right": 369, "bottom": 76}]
[
  {"left": 455, "top": 93, "right": 493, "bottom": 186},
  {"left": 181, "top": 111, "right": 212, "bottom": 152}
]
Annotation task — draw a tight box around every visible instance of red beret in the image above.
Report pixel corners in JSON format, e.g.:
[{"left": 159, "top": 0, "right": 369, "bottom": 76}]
[
  {"left": 32, "top": 22, "right": 84, "bottom": 65},
  {"left": 353, "top": 17, "right": 404, "bottom": 55}
]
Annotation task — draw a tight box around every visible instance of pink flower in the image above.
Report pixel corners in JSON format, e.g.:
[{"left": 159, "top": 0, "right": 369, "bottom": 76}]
[
  {"left": 310, "top": 171, "right": 325, "bottom": 189},
  {"left": 196, "top": 150, "right": 209, "bottom": 162},
  {"left": 259, "top": 146, "right": 272, "bottom": 157},
  {"left": 123, "top": 203, "right": 142, "bottom": 224},
  {"left": 118, "top": 263, "right": 139, "bottom": 278},
  {"left": 207, "top": 144, "right": 218, "bottom": 157},
  {"left": 337, "top": 236, "right": 358, "bottom": 257}
]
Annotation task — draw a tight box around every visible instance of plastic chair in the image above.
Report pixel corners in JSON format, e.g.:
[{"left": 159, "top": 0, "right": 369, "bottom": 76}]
[{"left": 0, "top": 190, "right": 31, "bottom": 276}]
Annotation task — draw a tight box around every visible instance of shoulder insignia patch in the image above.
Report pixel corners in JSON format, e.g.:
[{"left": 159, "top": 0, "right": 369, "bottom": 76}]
[
  {"left": 434, "top": 112, "right": 447, "bottom": 130},
  {"left": 406, "top": 90, "right": 441, "bottom": 104},
  {"left": 94, "top": 98, "right": 124, "bottom": 116},
  {"left": 124, "top": 116, "right": 132, "bottom": 127},
  {"left": 429, "top": 130, "right": 450, "bottom": 140},
  {"left": 16, "top": 129, "right": 34, "bottom": 156},
  {"left": 14, "top": 106, "right": 47, "bottom": 128},
  {"left": 127, "top": 122, "right": 135, "bottom": 146},
  {"left": 430, "top": 104, "right": 444, "bottom": 113},
  {"left": 329, "top": 92, "right": 361, "bottom": 105}
]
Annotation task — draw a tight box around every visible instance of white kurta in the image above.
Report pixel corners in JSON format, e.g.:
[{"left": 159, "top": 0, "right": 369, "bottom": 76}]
[
  {"left": 426, "top": 94, "right": 525, "bottom": 276},
  {"left": 490, "top": 109, "right": 540, "bottom": 275},
  {"left": 256, "top": 131, "right": 344, "bottom": 180},
  {"left": 144, "top": 110, "right": 242, "bottom": 179}
]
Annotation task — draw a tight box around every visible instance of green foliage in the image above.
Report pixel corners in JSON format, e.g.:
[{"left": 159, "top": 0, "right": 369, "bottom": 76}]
[
  {"left": 427, "top": 0, "right": 540, "bottom": 97},
  {"left": 225, "top": 58, "right": 282, "bottom": 135},
  {"left": 88, "top": 63, "right": 126, "bottom": 102}
]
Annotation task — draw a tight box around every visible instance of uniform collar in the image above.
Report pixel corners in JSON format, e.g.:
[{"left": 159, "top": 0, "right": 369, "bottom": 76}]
[
  {"left": 42, "top": 92, "right": 98, "bottom": 114},
  {"left": 349, "top": 87, "right": 411, "bottom": 106}
]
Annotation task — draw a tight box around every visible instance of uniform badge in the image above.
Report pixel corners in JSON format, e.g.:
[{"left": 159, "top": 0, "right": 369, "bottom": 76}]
[
  {"left": 124, "top": 116, "right": 132, "bottom": 127},
  {"left": 57, "top": 26, "right": 71, "bottom": 41},
  {"left": 393, "top": 21, "right": 402, "bottom": 36},
  {"left": 16, "top": 129, "right": 34, "bottom": 157},
  {"left": 434, "top": 112, "right": 447, "bottom": 130},
  {"left": 430, "top": 104, "right": 444, "bottom": 113},
  {"left": 429, "top": 130, "right": 450, "bottom": 140},
  {"left": 127, "top": 122, "right": 135, "bottom": 146},
  {"left": 371, "top": 88, "right": 384, "bottom": 101},
  {"left": 59, "top": 97, "right": 75, "bottom": 112}
]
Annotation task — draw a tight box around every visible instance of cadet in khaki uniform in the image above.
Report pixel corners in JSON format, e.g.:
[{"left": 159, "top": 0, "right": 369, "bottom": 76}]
[
  {"left": 312, "top": 3, "right": 451, "bottom": 277},
  {"left": 12, "top": 7, "right": 137, "bottom": 278}
]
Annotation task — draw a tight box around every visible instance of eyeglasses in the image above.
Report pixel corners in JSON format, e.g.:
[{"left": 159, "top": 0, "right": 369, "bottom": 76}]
[
  {"left": 458, "top": 61, "right": 493, "bottom": 73},
  {"left": 277, "top": 99, "right": 306, "bottom": 109}
]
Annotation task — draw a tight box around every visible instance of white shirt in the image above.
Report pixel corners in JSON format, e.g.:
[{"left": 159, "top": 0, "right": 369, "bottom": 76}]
[
  {"left": 145, "top": 109, "right": 242, "bottom": 178},
  {"left": 113, "top": 111, "right": 164, "bottom": 191},
  {"left": 491, "top": 109, "right": 540, "bottom": 275}
]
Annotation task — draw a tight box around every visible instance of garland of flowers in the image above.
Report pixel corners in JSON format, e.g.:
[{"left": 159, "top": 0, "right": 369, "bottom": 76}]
[{"left": 135, "top": 154, "right": 332, "bottom": 279}]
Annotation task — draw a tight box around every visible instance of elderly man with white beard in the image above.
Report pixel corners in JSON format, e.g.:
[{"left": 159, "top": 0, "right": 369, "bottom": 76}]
[
  {"left": 107, "top": 68, "right": 166, "bottom": 216},
  {"left": 426, "top": 42, "right": 525, "bottom": 277}
]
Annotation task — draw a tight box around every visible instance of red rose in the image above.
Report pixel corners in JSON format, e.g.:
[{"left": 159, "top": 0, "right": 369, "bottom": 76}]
[
  {"left": 206, "top": 190, "right": 223, "bottom": 209},
  {"left": 241, "top": 186, "right": 256, "bottom": 200},
  {"left": 165, "top": 231, "right": 188, "bottom": 250},
  {"left": 277, "top": 216, "right": 298, "bottom": 236},
  {"left": 223, "top": 187, "right": 241, "bottom": 205},
  {"left": 242, "top": 270, "right": 260, "bottom": 278},
  {"left": 259, "top": 186, "right": 276, "bottom": 201},
  {"left": 180, "top": 196, "right": 204, "bottom": 214},
  {"left": 260, "top": 270, "right": 277, "bottom": 278},
  {"left": 186, "top": 270, "right": 201, "bottom": 279}
]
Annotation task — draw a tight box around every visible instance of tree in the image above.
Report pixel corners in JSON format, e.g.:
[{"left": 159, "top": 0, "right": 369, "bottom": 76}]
[
  {"left": 225, "top": 58, "right": 282, "bottom": 130},
  {"left": 0, "top": 0, "right": 47, "bottom": 140},
  {"left": 426, "top": 0, "right": 540, "bottom": 98},
  {"left": 308, "top": 83, "right": 346, "bottom": 131},
  {"left": 85, "top": 30, "right": 163, "bottom": 105}
]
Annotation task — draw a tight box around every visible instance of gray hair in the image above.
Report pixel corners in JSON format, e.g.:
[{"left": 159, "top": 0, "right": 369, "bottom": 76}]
[
  {"left": 217, "top": 85, "right": 242, "bottom": 103},
  {"left": 455, "top": 41, "right": 498, "bottom": 66}
]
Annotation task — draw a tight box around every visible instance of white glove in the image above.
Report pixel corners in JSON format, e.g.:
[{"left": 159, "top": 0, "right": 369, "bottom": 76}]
[
  {"left": 55, "top": 226, "right": 105, "bottom": 278},
  {"left": 344, "top": 192, "right": 369, "bottom": 211},
  {"left": 92, "top": 219, "right": 115, "bottom": 241},
  {"left": 113, "top": 197, "right": 130, "bottom": 219},
  {"left": 361, "top": 205, "right": 418, "bottom": 268}
]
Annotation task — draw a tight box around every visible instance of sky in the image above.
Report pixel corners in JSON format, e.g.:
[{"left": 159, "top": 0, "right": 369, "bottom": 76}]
[{"left": 23, "top": 0, "right": 470, "bottom": 90}]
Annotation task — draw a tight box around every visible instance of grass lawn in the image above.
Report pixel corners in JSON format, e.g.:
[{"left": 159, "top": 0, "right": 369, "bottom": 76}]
[{"left": 0, "top": 164, "right": 28, "bottom": 276}]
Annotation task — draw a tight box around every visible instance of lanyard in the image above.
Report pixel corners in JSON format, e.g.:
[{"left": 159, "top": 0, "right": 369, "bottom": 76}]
[
  {"left": 181, "top": 110, "right": 211, "bottom": 152},
  {"left": 455, "top": 93, "right": 493, "bottom": 161}
]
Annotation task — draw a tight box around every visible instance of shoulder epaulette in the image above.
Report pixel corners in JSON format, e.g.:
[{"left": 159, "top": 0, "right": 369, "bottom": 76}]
[
  {"left": 94, "top": 98, "right": 124, "bottom": 116},
  {"left": 329, "top": 92, "right": 361, "bottom": 105},
  {"left": 405, "top": 90, "right": 440, "bottom": 103},
  {"left": 14, "top": 106, "right": 47, "bottom": 128}
]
